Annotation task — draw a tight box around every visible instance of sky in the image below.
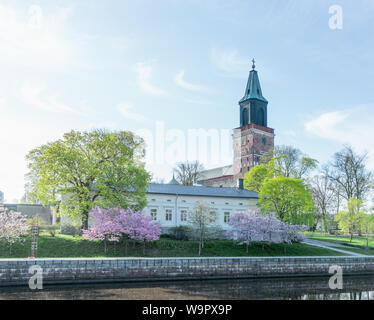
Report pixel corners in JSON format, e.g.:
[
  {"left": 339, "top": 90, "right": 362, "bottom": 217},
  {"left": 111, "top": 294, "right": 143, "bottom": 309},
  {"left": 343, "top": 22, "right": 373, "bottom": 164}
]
[{"left": 0, "top": 0, "right": 374, "bottom": 202}]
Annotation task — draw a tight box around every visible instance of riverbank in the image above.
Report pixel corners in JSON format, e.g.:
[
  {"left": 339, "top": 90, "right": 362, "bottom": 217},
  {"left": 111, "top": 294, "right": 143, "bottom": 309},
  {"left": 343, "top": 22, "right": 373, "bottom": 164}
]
[
  {"left": 0, "top": 234, "right": 343, "bottom": 258},
  {"left": 2, "top": 256, "right": 374, "bottom": 287}
]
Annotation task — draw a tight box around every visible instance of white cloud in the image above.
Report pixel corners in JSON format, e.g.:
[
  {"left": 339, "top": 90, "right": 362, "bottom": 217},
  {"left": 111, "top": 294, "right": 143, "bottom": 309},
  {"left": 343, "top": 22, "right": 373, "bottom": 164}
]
[
  {"left": 211, "top": 48, "right": 249, "bottom": 78},
  {"left": 305, "top": 106, "right": 374, "bottom": 170},
  {"left": 117, "top": 102, "right": 150, "bottom": 122},
  {"left": 175, "top": 70, "right": 212, "bottom": 92},
  {"left": 0, "top": 4, "right": 76, "bottom": 71},
  {"left": 19, "top": 83, "right": 86, "bottom": 116},
  {"left": 211, "top": 48, "right": 277, "bottom": 83},
  {"left": 134, "top": 62, "right": 166, "bottom": 96}
]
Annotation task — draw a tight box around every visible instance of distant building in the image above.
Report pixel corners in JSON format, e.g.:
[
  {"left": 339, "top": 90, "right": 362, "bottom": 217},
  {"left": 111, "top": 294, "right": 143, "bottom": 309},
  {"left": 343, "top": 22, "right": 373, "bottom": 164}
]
[
  {"left": 4, "top": 203, "right": 52, "bottom": 224},
  {"left": 0, "top": 190, "right": 4, "bottom": 203},
  {"left": 199, "top": 60, "right": 275, "bottom": 187},
  {"left": 60, "top": 182, "right": 259, "bottom": 233},
  {"left": 144, "top": 182, "right": 258, "bottom": 233}
]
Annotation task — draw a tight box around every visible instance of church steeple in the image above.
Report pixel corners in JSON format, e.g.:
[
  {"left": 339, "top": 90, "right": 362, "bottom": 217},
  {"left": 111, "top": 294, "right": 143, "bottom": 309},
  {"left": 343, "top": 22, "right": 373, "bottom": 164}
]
[{"left": 238, "top": 59, "right": 268, "bottom": 127}]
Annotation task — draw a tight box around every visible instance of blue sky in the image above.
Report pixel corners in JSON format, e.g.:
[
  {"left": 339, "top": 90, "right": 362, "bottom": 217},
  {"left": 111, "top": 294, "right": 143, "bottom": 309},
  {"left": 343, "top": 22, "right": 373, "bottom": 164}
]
[{"left": 1, "top": 0, "right": 374, "bottom": 202}]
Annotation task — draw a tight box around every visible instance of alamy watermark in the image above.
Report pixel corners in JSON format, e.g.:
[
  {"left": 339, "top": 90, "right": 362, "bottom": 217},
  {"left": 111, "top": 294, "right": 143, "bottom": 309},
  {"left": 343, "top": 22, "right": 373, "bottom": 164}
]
[
  {"left": 28, "top": 5, "right": 43, "bottom": 30},
  {"left": 28, "top": 265, "right": 43, "bottom": 290},
  {"left": 135, "top": 121, "right": 232, "bottom": 167},
  {"left": 328, "top": 265, "right": 343, "bottom": 290},
  {"left": 329, "top": 5, "right": 343, "bottom": 30}
]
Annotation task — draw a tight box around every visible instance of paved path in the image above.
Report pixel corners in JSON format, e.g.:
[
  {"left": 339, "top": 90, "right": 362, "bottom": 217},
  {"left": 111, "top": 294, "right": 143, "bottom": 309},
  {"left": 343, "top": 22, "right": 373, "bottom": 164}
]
[{"left": 302, "top": 238, "right": 365, "bottom": 256}]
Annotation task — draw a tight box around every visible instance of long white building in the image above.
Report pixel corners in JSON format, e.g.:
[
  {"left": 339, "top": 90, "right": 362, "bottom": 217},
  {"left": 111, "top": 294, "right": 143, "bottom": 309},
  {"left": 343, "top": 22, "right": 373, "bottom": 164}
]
[{"left": 144, "top": 183, "right": 258, "bottom": 232}]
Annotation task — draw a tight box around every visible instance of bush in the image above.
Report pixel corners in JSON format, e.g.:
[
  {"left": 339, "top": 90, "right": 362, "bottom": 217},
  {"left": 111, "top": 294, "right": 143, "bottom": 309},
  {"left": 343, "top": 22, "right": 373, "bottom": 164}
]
[
  {"left": 26, "top": 215, "right": 47, "bottom": 227},
  {"left": 169, "top": 226, "right": 193, "bottom": 240},
  {"left": 60, "top": 222, "right": 81, "bottom": 236},
  {"left": 41, "top": 225, "right": 60, "bottom": 237}
]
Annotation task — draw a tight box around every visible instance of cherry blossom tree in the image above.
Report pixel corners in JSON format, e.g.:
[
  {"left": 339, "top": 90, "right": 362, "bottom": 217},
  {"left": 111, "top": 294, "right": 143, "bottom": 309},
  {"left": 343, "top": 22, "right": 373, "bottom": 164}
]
[
  {"left": 83, "top": 207, "right": 161, "bottom": 254},
  {"left": 0, "top": 206, "right": 29, "bottom": 254},
  {"left": 82, "top": 207, "right": 124, "bottom": 253},
  {"left": 226, "top": 210, "right": 307, "bottom": 252}
]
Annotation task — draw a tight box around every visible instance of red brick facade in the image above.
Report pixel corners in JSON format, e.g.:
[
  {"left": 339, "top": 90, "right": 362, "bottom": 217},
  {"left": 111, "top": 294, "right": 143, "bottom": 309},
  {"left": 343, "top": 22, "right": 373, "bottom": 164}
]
[{"left": 232, "top": 123, "right": 275, "bottom": 181}]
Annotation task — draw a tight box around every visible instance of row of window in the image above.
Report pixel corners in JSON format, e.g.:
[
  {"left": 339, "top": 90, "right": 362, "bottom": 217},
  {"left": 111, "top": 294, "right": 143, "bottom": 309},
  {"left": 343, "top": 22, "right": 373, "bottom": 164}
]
[
  {"left": 150, "top": 208, "right": 231, "bottom": 223},
  {"left": 150, "top": 199, "right": 245, "bottom": 206}
]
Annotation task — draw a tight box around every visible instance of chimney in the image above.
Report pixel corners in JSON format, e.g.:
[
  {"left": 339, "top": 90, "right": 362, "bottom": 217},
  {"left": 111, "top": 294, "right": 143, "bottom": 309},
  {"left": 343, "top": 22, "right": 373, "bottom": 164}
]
[{"left": 237, "top": 179, "right": 244, "bottom": 190}]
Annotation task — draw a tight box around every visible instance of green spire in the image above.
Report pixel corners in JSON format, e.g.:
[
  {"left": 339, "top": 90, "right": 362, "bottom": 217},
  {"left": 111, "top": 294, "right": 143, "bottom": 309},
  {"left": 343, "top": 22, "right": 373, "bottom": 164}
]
[
  {"left": 168, "top": 173, "right": 180, "bottom": 185},
  {"left": 239, "top": 59, "right": 268, "bottom": 104}
]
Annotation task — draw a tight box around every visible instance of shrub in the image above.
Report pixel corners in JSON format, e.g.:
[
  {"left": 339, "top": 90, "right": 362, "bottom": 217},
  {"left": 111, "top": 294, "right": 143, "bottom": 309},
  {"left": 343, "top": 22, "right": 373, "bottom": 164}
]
[
  {"left": 169, "top": 226, "right": 193, "bottom": 240},
  {"left": 60, "top": 222, "right": 81, "bottom": 236},
  {"left": 26, "top": 215, "right": 47, "bottom": 227},
  {"left": 41, "top": 225, "right": 60, "bottom": 237}
]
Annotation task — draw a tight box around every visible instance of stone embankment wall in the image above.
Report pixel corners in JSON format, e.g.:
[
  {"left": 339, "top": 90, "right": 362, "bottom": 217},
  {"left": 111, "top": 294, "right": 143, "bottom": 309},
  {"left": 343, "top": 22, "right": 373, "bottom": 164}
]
[{"left": 1, "top": 256, "right": 374, "bottom": 286}]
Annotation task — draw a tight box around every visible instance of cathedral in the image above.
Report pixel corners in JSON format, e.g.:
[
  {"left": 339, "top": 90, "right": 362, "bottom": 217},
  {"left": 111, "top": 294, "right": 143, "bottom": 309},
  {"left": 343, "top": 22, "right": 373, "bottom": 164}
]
[{"left": 198, "top": 60, "right": 275, "bottom": 188}]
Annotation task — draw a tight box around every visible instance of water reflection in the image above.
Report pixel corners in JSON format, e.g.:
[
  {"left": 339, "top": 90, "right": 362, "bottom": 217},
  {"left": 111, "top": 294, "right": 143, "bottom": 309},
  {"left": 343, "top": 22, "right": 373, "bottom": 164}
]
[{"left": 1, "top": 276, "right": 374, "bottom": 300}]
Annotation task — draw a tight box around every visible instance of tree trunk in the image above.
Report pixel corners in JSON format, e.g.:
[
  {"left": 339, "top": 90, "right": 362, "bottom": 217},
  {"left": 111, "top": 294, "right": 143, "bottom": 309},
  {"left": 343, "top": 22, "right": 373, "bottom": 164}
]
[
  {"left": 143, "top": 241, "right": 146, "bottom": 255},
  {"left": 82, "top": 212, "right": 89, "bottom": 230},
  {"left": 125, "top": 240, "right": 128, "bottom": 256}
]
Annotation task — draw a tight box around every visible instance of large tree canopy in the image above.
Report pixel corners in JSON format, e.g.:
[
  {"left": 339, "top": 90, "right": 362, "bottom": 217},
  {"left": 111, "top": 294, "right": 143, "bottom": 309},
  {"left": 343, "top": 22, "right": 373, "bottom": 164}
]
[
  {"left": 26, "top": 129, "right": 150, "bottom": 229},
  {"left": 258, "top": 176, "right": 315, "bottom": 227},
  {"left": 335, "top": 198, "right": 366, "bottom": 241}
]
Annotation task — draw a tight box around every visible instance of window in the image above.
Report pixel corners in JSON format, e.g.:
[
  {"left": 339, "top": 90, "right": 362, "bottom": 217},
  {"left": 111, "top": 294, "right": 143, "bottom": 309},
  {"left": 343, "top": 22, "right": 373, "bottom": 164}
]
[
  {"left": 167, "top": 199, "right": 172, "bottom": 202},
  {"left": 180, "top": 210, "right": 188, "bottom": 222},
  {"left": 165, "top": 209, "right": 173, "bottom": 221},
  {"left": 150, "top": 209, "right": 157, "bottom": 220},
  {"left": 239, "top": 203, "right": 243, "bottom": 206},
  {"left": 224, "top": 212, "right": 230, "bottom": 223}
]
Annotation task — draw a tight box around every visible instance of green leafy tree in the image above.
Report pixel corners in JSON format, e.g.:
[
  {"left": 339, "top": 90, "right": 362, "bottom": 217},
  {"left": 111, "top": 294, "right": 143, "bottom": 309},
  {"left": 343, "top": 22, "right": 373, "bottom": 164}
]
[
  {"left": 335, "top": 198, "right": 365, "bottom": 242},
  {"left": 258, "top": 176, "right": 315, "bottom": 227},
  {"left": 243, "top": 157, "right": 279, "bottom": 192},
  {"left": 360, "top": 213, "right": 374, "bottom": 248},
  {"left": 26, "top": 129, "right": 150, "bottom": 229},
  {"left": 243, "top": 165, "right": 270, "bottom": 193}
]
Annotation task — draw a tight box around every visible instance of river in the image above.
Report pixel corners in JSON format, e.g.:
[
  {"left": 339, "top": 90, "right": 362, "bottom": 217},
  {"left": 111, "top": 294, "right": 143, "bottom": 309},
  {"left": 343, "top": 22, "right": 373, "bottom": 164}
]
[{"left": 1, "top": 276, "right": 374, "bottom": 300}]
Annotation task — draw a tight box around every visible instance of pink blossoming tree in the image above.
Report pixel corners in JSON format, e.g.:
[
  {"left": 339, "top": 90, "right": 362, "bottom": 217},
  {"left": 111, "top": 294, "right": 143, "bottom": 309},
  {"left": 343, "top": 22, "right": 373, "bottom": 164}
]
[
  {"left": 83, "top": 207, "right": 161, "bottom": 254},
  {"left": 226, "top": 210, "right": 307, "bottom": 252},
  {"left": 0, "top": 206, "right": 29, "bottom": 254}
]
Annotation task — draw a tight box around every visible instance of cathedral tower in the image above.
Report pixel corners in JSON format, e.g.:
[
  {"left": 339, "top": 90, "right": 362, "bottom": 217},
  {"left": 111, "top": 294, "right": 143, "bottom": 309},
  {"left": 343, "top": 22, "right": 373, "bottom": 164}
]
[{"left": 232, "top": 59, "right": 275, "bottom": 181}]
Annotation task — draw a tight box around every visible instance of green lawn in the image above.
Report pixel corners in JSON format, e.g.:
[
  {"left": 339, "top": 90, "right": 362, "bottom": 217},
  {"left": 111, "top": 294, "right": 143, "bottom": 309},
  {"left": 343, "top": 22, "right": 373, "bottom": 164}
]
[
  {"left": 328, "top": 246, "right": 374, "bottom": 256},
  {"left": 0, "top": 234, "right": 345, "bottom": 259},
  {"left": 309, "top": 232, "right": 374, "bottom": 247}
]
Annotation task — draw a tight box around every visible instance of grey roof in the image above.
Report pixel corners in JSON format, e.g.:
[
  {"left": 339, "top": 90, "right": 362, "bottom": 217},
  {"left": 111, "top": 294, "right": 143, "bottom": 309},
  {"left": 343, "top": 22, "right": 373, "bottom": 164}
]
[{"left": 147, "top": 183, "right": 258, "bottom": 199}]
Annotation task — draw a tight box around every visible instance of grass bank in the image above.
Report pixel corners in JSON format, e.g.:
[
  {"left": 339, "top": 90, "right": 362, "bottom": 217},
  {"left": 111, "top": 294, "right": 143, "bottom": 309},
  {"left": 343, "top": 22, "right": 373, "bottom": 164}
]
[
  {"left": 309, "top": 232, "right": 374, "bottom": 247},
  {"left": 0, "top": 234, "right": 345, "bottom": 259}
]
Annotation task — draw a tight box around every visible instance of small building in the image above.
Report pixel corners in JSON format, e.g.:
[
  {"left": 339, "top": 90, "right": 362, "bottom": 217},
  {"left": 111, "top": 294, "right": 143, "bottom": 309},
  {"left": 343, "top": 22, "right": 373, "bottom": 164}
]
[
  {"left": 144, "top": 183, "right": 258, "bottom": 233},
  {"left": 0, "top": 190, "right": 4, "bottom": 203},
  {"left": 4, "top": 203, "right": 52, "bottom": 225}
]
